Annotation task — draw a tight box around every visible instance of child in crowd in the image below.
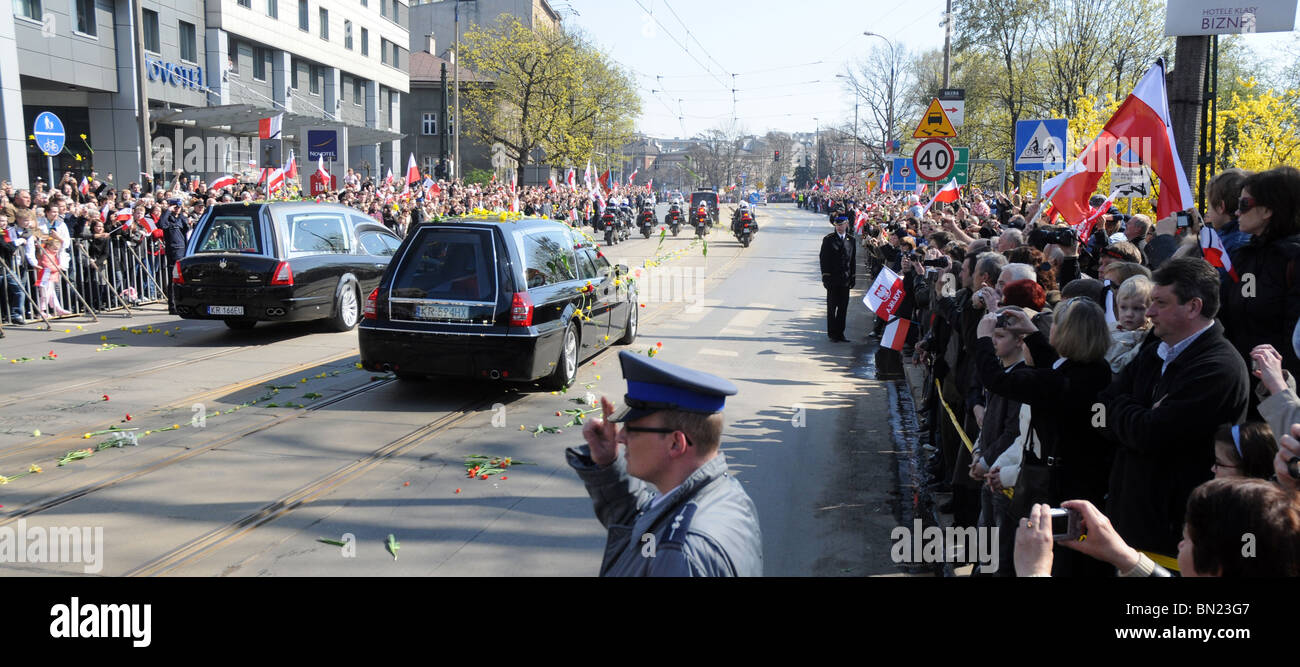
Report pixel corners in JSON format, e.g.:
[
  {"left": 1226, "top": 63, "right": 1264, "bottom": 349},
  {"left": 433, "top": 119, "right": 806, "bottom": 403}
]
[
  {"left": 36, "top": 236, "right": 72, "bottom": 317},
  {"left": 1104, "top": 275, "right": 1153, "bottom": 374},
  {"left": 1212, "top": 422, "right": 1278, "bottom": 480}
]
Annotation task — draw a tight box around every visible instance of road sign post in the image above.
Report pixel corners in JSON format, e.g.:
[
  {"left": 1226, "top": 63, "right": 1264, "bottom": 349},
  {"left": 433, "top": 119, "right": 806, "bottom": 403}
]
[
  {"left": 1014, "top": 119, "right": 1069, "bottom": 172},
  {"left": 33, "top": 111, "right": 66, "bottom": 189},
  {"left": 912, "top": 139, "right": 956, "bottom": 182},
  {"left": 890, "top": 158, "right": 917, "bottom": 192}
]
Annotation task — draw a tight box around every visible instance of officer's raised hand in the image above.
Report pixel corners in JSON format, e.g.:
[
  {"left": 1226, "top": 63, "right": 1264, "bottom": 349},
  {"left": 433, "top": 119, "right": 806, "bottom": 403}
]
[{"left": 583, "top": 396, "right": 620, "bottom": 466}]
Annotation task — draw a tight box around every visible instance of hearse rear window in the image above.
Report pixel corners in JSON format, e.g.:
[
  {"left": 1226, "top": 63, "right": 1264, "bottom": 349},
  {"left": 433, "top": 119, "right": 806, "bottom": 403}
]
[
  {"left": 286, "top": 212, "right": 350, "bottom": 255},
  {"left": 391, "top": 228, "right": 495, "bottom": 301},
  {"left": 196, "top": 214, "right": 262, "bottom": 254}
]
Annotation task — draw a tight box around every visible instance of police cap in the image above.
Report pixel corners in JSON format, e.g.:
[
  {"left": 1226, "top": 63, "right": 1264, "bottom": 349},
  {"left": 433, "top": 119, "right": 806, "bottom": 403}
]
[{"left": 608, "top": 351, "right": 738, "bottom": 423}]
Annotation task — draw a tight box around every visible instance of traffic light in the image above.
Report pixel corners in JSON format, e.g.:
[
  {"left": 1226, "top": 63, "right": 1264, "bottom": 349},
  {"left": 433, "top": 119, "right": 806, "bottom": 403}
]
[{"left": 774, "top": 150, "right": 780, "bottom": 161}]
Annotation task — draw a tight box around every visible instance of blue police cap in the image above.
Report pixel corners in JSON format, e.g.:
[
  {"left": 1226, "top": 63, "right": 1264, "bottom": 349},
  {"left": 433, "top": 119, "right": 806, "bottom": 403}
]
[{"left": 609, "top": 351, "right": 738, "bottom": 423}]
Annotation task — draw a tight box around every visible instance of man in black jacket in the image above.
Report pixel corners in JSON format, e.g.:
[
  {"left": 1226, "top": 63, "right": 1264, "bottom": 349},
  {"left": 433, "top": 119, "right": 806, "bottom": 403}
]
[
  {"left": 1099, "top": 257, "right": 1249, "bottom": 557},
  {"left": 158, "top": 201, "right": 190, "bottom": 314},
  {"left": 819, "top": 211, "right": 856, "bottom": 342}
]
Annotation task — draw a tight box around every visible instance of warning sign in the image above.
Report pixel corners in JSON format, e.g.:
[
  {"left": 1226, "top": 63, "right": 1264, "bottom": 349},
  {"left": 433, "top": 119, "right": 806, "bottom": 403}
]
[{"left": 912, "top": 98, "right": 957, "bottom": 139}]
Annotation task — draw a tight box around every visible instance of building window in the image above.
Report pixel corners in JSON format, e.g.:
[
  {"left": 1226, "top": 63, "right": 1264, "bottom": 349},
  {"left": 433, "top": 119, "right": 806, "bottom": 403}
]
[
  {"left": 74, "top": 0, "right": 96, "bottom": 36},
  {"left": 344, "top": 20, "right": 352, "bottom": 49},
  {"left": 267, "top": 0, "right": 277, "bottom": 18},
  {"left": 392, "top": 44, "right": 401, "bottom": 69},
  {"left": 179, "top": 21, "right": 197, "bottom": 62},
  {"left": 353, "top": 78, "right": 362, "bottom": 106},
  {"left": 142, "top": 9, "right": 159, "bottom": 52},
  {"left": 380, "top": 38, "right": 388, "bottom": 65},
  {"left": 310, "top": 64, "right": 320, "bottom": 95},
  {"left": 13, "top": 0, "right": 41, "bottom": 21},
  {"left": 319, "top": 7, "right": 328, "bottom": 40},
  {"left": 379, "top": 0, "right": 386, "bottom": 18},
  {"left": 360, "top": 0, "right": 366, "bottom": 5},
  {"left": 360, "top": 27, "right": 368, "bottom": 56},
  {"left": 228, "top": 40, "right": 239, "bottom": 74},
  {"left": 291, "top": 59, "right": 298, "bottom": 88},
  {"left": 237, "top": 0, "right": 250, "bottom": 7},
  {"left": 298, "top": 0, "right": 308, "bottom": 30},
  {"left": 447, "top": 112, "right": 453, "bottom": 136},
  {"left": 253, "top": 46, "right": 268, "bottom": 81},
  {"left": 422, "top": 112, "right": 436, "bottom": 136}
]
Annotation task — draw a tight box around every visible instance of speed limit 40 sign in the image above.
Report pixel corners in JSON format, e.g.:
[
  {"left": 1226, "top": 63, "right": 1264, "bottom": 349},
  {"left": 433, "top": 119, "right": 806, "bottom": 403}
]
[{"left": 912, "top": 139, "right": 955, "bottom": 182}]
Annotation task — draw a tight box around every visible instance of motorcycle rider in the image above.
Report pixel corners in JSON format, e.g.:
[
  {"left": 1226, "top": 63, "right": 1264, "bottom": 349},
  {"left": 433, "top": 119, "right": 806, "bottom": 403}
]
[{"left": 732, "top": 201, "right": 759, "bottom": 235}]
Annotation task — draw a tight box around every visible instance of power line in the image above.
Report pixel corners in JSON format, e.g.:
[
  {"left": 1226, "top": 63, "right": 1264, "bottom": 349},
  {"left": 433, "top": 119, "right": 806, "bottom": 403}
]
[
  {"left": 629, "top": 0, "right": 730, "bottom": 90},
  {"left": 661, "top": 0, "right": 733, "bottom": 82}
]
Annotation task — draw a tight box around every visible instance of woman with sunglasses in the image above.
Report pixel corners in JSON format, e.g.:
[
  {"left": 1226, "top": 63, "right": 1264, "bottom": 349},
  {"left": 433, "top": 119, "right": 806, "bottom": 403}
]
[{"left": 1218, "top": 166, "right": 1300, "bottom": 413}]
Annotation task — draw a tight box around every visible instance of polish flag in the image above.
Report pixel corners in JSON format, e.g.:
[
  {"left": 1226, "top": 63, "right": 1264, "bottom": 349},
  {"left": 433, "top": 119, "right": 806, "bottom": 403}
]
[
  {"left": 79, "top": 177, "right": 91, "bottom": 196},
  {"left": 920, "top": 179, "right": 960, "bottom": 214},
  {"left": 258, "top": 114, "right": 283, "bottom": 140},
  {"left": 548, "top": 177, "right": 559, "bottom": 193},
  {"left": 916, "top": 182, "right": 928, "bottom": 194},
  {"left": 267, "top": 167, "right": 286, "bottom": 194},
  {"left": 599, "top": 170, "right": 612, "bottom": 194},
  {"left": 853, "top": 209, "right": 868, "bottom": 235},
  {"left": 879, "top": 172, "right": 890, "bottom": 193},
  {"left": 863, "top": 265, "right": 905, "bottom": 319},
  {"left": 136, "top": 214, "right": 158, "bottom": 235},
  {"left": 385, "top": 167, "right": 395, "bottom": 187},
  {"left": 317, "top": 156, "right": 330, "bottom": 179},
  {"left": 508, "top": 180, "right": 518, "bottom": 212},
  {"left": 647, "top": 178, "right": 653, "bottom": 190},
  {"left": 1049, "top": 59, "right": 1193, "bottom": 224},
  {"left": 283, "top": 151, "right": 298, "bottom": 181},
  {"left": 566, "top": 168, "right": 576, "bottom": 189},
  {"left": 114, "top": 207, "right": 133, "bottom": 223},
  {"left": 209, "top": 174, "right": 237, "bottom": 189},
  {"left": 421, "top": 176, "right": 434, "bottom": 191},
  {"left": 5, "top": 227, "right": 19, "bottom": 243},
  {"left": 584, "top": 160, "right": 593, "bottom": 190},
  {"left": 406, "top": 153, "right": 420, "bottom": 186},
  {"left": 881, "top": 317, "right": 910, "bottom": 352},
  {"left": 1071, "top": 195, "right": 1113, "bottom": 241},
  {"left": 1200, "top": 226, "right": 1240, "bottom": 282},
  {"left": 628, "top": 168, "right": 639, "bottom": 184}
]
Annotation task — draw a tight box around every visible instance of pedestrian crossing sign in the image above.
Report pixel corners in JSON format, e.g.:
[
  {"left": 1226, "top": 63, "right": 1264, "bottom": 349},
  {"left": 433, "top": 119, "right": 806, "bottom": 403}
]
[{"left": 912, "top": 98, "right": 957, "bottom": 139}]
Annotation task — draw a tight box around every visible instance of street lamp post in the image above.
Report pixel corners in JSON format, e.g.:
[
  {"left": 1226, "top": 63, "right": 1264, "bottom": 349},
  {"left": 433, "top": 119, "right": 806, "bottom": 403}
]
[
  {"left": 836, "top": 73, "right": 862, "bottom": 175},
  {"left": 863, "top": 31, "right": 897, "bottom": 180},
  {"left": 813, "top": 117, "right": 819, "bottom": 182}
]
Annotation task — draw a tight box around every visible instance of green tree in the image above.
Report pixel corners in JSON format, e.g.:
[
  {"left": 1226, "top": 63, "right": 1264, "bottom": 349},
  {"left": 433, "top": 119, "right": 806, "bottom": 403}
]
[{"left": 460, "top": 17, "right": 640, "bottom": 186}]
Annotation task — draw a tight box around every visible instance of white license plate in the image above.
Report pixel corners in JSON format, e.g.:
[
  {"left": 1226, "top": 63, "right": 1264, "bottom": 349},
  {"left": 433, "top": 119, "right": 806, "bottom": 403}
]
[
  {"left": 416, "top": 304, "right": 469, "bottom": 320},
  {"left": 208, "top": 305, "right": 245, "bottom": 316}
]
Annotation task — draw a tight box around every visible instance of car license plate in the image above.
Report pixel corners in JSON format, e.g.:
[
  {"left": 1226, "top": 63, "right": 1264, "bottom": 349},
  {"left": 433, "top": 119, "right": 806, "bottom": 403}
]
[
  {"left": 416, "top": 304, "right": 468, "bottom": 320},
  {"left": 208, "top": 305, "right": 245, "bottom": 316}
]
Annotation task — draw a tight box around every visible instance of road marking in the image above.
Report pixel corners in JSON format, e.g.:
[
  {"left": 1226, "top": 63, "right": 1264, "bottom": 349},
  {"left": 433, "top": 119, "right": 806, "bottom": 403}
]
[
  {"left": 772, "top": 354, "right": 814, "bottom": 364},
  {"left": 699, "top": 348, "right": 739, "bottom": 357},
  {"left": 725, "top": 308, "right": 769, "bottom": 331}
]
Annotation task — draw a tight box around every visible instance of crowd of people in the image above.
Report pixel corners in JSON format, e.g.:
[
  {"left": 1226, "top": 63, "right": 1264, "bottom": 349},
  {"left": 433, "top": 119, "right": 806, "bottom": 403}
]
[
  {"left": 0, "top": 169, "right": 663, "bottom": 329},
  {"left": 807, "top": 166, "right": 1300, "bottom": 577}
]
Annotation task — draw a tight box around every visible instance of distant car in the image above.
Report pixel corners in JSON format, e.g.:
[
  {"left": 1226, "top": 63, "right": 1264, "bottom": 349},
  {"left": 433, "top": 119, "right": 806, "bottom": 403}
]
[
  {"left": 689, "top": 190, "right": 720, "bottom": 222},
  {"left": 174, "top": 202, "right": 402, "bottom": 331},
  {"left": 358, "top": 216, "right": 638, "bottom": 388}
]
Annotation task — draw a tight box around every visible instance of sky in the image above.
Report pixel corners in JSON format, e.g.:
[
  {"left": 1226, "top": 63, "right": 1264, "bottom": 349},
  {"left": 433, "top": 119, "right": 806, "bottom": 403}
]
[{"left": 559, "top": 0, "right": 1299, "bottom": 140}]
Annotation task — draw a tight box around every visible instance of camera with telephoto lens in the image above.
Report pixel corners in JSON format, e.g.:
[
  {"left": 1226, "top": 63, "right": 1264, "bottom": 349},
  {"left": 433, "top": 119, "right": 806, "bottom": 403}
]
[
  {"left": 1042, "top": 226, "right": 1077, "bottom": 246},
  {"left": 922, "top": 256, "right": 950, "bottom": 268}
]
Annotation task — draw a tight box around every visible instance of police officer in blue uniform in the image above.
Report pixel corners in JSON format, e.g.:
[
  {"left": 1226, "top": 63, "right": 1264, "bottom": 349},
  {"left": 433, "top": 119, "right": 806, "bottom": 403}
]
[{"left": 566, "top": 351, "right": 763, "bottom": 576}]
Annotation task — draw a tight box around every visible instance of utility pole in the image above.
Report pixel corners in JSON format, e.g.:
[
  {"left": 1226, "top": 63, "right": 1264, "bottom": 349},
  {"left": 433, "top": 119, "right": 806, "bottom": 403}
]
[
  {"left": 440, "top": 61, "right": 449, "bottom": 177},
  {"left": 942, "top": 0, "right": 952, "bottom": 88},
  {"left": 133, "top": 0, "right": 152, "bottom": 180}
]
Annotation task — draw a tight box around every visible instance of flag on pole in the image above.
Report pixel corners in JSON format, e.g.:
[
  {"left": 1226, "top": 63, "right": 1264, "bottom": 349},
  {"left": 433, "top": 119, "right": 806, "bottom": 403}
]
[
  {"left": 548, "top": 176, "right": 558, "bottom": 193},
  {"left": 422, "top": 176, "right": 434, "bottom": 191},
  {"left": 284, "top": 150, "right": 298, "bottom": 180},
  {"left": 853, "top": 209, "right": 868, "bottom": 235},
  {"left": 881, "top": 317, "right": 911, "bottom": 351},
  {"left": 317, "top": 155, "right": 329, "bottom": 179},
  {"left": 208, "top": 175, "right": 238, "bottom": 191},
  {"left": 584, "top": 160, "right": 593, "bottom": 190},
  {"left": 598, "top": 170, "right": 612, "bottom": 194},
  {"left": 258, "top": 114, "right": 283, "bottom": 140},
  {"left": 1200, "top": 225, "right": 1240, "bottom": 282},
  {"left": 647, "top": 178, "right": 653, "bottom": 190},
  {"left": 920, "top": 179, "right": 960, "bottom": 214},
  {"left": 863, "top": 266, "right": 905, "bottom": 319},
  {"left": 916, "top": 182, "right": 928, "bottom": 194},
  {"left": 1049, "top": 59, "right": 1193, "bottom": 224},
  {"left": 1070, "top": 195, "right": 1113, "bottom": 241},
  {"left": 385, "top": 167, "right": 395, "bottom": 187},
  {"left": 406, "top": 153, "right": 420, "bottom": 186},
  {"left": 267, "top": 167, "right": 286, "bottom": 194},
  {"left": 114, "top": 208, "right": 133, "bottom": 223},
  {"left": 79, "top": 177, "right": 91, "bottom": 196},
  {"left": 628, "top": 167, "right": 639, "bottom": 184},
  {"left": 879, "top": 172, "right": 890, "bottom": 193},
  {"left": 565, "top": 167, "right": 576, "bottom": 189}
]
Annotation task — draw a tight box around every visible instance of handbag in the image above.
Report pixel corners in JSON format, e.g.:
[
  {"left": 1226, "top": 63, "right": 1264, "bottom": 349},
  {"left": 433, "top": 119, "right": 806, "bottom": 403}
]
[{"left": 1009, "top": 409, "right": 1051, "bottom": 520}]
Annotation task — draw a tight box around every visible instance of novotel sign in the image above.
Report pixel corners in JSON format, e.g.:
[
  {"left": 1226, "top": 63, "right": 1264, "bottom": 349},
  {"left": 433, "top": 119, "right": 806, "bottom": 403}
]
[{"left": 145, "top": 57, "right": 204, "bottom": 90}]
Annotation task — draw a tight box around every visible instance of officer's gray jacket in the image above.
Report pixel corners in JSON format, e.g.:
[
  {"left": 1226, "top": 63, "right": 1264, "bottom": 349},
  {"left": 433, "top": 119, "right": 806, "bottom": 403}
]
[{"left": 566, "top": 445, "right": 762, "bottom": 576}]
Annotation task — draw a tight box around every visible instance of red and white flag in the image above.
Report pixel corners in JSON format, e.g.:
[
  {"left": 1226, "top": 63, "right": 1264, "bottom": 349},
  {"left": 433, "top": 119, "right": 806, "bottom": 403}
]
[
  {"left": 1049, "top": 59, "right": 1193, "bottom": 224},
  {"left": 384, "top": 167, "right": 395, "bottom": 187},
  {"left": 879, "top": 172, "right": 890, "bottom": 193},
  {"left": 881, "top": 317, "right": 910, "bottom": 351},
  {"left": 36, "top": 266, "right": 55, "bottom": 288},
  {"left": 317, "top": 156, "right": 329, "bottom": 179},
  {"left": 4, "top": 227, "right": 19, "bottom": 244},
  {"left": 283, "top": 151, "right": 298, "bottom": 181},
  {"left": 921, "top": 179, "right": 960, "bottom": 214},
  {"left": 1070, "top": 195, "right": 1113, "bottom": 241},
  {"left": 548, "top": 177, "right": 559, "bottom": 193},
  {"left": 114, "top": 207, "right": 133, "bottom": 223},
  {"left": 406, "top": 153, "right": 420, "bottom": 186},
  {"left": 863, "top": 266, "right": 905, "bottom": 319},
  {"left": 853, "top": 209, "right": 868, "bottom": 235},
  {"left": 584, "top": 160, "right": 594, "bottom": 190},
  {"left": 258, "top": 114, "right": 283, "bottom": 140},
  {"left": 628, "top": 168, "right": 639, "bottom": 184},
  {"left": 1200, "top": 226, "right": 1239, "bottom": 282},
  {"left": 916, "top": 182, "right": 928, "bottom": 194},
  {"left": 79, "top": 177, "right": 91, "bottom": 196},
  {"left": 267, "top": 167, "right": 286, "bottom": 194},
  {"left": 565, "top": 168, "right": 576, "bottom": 189},
  {"left": 508, "top": 180, "right": 518, "bottom": 212}
]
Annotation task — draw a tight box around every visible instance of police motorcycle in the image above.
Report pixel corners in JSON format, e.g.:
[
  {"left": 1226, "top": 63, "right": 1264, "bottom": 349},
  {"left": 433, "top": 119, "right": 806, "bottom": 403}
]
[
  {"left": 614, "top": 201, "right": 634, "bottom": 242},
  {"left": 732, "top": 202, "right": 758, "bottom": 248},
  {"left": 692, "top": 202, "right": 712, "bottom": 238},
  {"left": 637, "top": 202, "right": 657, "bottom": 239},
  {"left": 664, "top": 202, "right": 684, "bottom": 236}
]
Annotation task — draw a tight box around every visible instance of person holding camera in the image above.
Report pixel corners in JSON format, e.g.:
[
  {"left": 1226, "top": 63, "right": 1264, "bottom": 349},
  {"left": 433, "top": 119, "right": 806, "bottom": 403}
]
[{"left": 158, "top": 200, "right": 190, "bottom": 314}]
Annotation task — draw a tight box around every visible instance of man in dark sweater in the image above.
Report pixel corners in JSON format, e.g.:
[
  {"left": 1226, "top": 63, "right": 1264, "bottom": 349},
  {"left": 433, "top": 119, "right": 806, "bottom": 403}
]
[
  {"left": 1098, "top": 257, "right": 1249, "bottom": 557},
  {"left": 819, "top": 211, "right": 856, "bottom": 342}
]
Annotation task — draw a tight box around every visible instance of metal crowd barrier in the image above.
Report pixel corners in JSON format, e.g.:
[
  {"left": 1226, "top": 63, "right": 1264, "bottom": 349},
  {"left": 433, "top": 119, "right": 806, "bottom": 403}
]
[{"left": 2, "top": 237, "right": 171, "bottom": 325}]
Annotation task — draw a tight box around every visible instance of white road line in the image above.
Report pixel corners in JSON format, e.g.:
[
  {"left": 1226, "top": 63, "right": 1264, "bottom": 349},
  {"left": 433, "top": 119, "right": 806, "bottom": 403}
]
[
  {"left": 699, "top": 348, "right": 739, "bottom": 357},
  {"left": 725, "top": 308, "right": 770, "bottom": 330},
  {"left": 719, "top": 329, "right": 754, "bottom": 337},
  {"left": 772, "top": 354, "right": 815, "bottom": 364}
]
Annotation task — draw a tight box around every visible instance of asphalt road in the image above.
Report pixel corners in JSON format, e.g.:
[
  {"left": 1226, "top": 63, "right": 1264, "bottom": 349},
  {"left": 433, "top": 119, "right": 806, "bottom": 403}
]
[{"left": 0, "top": 203, "right": 914, "bottom": 577}]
